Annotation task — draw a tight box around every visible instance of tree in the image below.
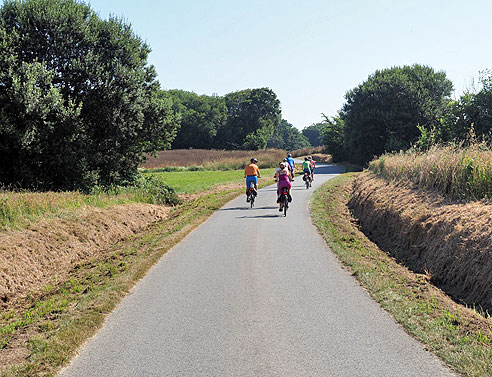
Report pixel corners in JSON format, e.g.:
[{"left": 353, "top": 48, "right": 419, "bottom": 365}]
[
  {"left": 168, "top": 90, "right": 226, "bottom": 149},
  {"left": 341, "top": 64, "right": 453, "bottom": 164},
  {"left": 302, "top": 123, "right": 324, "bottom": 146},
  {"left": 321, "top": 114, "right": 347, "bottom": 162},
  {"left": 267, "top": 119, "right": 311, "bottom": 150},
  {"left": 436, "top": 71, "right": 492, "bottom": 144},
  {"left": 438, "top": 93, "right": 478, "bottom": 142},
  {"left": 215, "top": 88, "right": 281, "bottom": 150},
  {"left": 471, "top": 71, "right": 492, "bottom": 137},
  {"left": 0, "top": 0, "right": 178, "bottom": 190}
]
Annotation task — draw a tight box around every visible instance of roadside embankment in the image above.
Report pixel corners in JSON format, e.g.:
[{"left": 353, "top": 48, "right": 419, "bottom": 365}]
[
  {"left": 0, "top": 203, "right": 170, "bottom": 306},
  {"left": 348, "top": 172, "right": 492, "bottom": 312}
]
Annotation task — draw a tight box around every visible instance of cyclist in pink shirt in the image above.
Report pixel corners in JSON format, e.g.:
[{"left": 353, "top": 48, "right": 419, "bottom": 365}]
[{"left": 274, "top": 162, "right": 292, "bottom": 212}]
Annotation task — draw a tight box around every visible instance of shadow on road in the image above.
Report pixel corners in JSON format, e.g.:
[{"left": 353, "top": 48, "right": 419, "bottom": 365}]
[
  {"left": 216, "top": 206, "right": 248, "bottom": 211},
  {"left": 236, "top": 214, "right": 283, "bottom": 219},
  {"left": 217, "top": 205, "right": 279, "bottom": 212}
]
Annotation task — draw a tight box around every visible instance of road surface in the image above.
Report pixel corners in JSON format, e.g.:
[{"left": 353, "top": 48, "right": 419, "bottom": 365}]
[{"left": 59, "top": 163, "right": 455, "bottom": 377}]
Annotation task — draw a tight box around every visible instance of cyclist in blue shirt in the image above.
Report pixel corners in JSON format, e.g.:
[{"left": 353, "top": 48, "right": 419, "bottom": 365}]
[{"left": 286, "top": 154, "right": 295, "bottom": 181}]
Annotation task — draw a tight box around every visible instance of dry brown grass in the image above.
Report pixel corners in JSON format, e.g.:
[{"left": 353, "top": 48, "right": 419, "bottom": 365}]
[
  {"left": 310, "top": 153, "right": 332, "bottom": 163},
  {"left": 0, "top": 204, "right": 170, "bottom": 306},
  {"left": 349, "top": 172, "right": 492, "bottom": 313},
  {"left": 289, "top": 146, "right": 325, "bottom": 158},
  {"left": 369, "top": 143, "right": 492, "bottom": 200},
  {"left": 141, "top": 149, "right": 286, "bottom": 169}
]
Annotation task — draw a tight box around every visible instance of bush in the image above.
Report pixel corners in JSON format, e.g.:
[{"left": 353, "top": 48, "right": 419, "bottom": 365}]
[{"left": 131, "top": 176, "right": 180, "bottom": 205}]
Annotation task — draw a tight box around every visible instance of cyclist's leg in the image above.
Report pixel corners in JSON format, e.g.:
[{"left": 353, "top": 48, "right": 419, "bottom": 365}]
[
  {"left": 252, "top": 176, "right": 258, "bottom": 194},
  {"left": 246, "top": 177, "right": 255, "bottom": 200}
]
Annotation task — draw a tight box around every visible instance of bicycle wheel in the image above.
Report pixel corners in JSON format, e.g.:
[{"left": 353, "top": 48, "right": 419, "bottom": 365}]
[
  {"left": 249, "top": 182, "right": 256, "bottom": 208},
  {"left": 282, "top": 195, "right": 288, "bottom": 216}
]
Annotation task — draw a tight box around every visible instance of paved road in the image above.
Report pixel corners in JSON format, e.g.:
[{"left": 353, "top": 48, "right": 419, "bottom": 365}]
[{"left": 59, "top": 163, "right": 455, "bottom": 377}]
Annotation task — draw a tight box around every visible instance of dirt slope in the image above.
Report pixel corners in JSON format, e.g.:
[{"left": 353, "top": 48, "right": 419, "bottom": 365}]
[
  {"left": 349, "top": 172, "right": 492, "bottom": 312},
  {"left": 0, "top": 203, "right": 170, "bottom": 307}
]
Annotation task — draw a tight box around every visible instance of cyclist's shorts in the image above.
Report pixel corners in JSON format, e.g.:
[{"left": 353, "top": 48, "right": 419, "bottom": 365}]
[
  {"left": 303, "top": 168, "right": 311, "bottom": 174},
  {"left": 246, "top": 176, "right": 258, "bottom": 187}
]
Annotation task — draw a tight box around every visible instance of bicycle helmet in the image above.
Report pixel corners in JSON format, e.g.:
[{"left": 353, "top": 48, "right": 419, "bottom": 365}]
[
  {"left": 250, "top": 158, "right": 258, "bottom": 163},
  {"left": 305, "top": 157, "right": 309, "bottom": 160},
  {"left": 287, "top": 154, "right": 292, "bottom": 157}
]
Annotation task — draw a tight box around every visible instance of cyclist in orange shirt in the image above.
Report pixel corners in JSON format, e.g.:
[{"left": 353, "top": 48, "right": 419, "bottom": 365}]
[{"left": 244, "top": 158, "right": 261, "bottom": 202}]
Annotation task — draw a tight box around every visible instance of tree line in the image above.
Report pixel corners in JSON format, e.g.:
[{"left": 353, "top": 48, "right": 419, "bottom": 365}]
[
  {"left": 321, "top": 64, "right": 492, "bottom": 165},
  {"left": 166, "top": 89, "right": 311, "bottom": 151},
  {"left": 0, "top": 0, "right": 312, "bottom": 192}
]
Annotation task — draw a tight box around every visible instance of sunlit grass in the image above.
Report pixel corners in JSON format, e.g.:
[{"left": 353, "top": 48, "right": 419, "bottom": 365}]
[
  {"left": 369, "top": 143, "right": 492, "bottom": 200},
  {"left": 143, "top": 169, "right": 277, "bottom": 194}
]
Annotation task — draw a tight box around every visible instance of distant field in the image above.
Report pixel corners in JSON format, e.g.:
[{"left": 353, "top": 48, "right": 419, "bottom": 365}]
[
  {"left": 141, "top": 148, "right": 286, "bottom": 170},
  {"left": 144, "top": 169, "right": 276, "bottom": 194}
]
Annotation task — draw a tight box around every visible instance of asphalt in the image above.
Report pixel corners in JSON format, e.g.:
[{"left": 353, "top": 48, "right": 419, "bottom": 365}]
[{"left": 58, "top": 163, "right": 456, "bottom": 377}]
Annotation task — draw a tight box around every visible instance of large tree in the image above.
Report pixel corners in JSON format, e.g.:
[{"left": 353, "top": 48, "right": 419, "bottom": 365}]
[
  {"left": 341, "top": 64, "right": 453, "bottom": 164},
  {"left": 168, "top": 90, "right": 226, "bottom": 149},
  {"left": 0, "top": 0, "right": 178, "bottom": 190},
  {"left": 216, "top": 88, "right": 281, "bottom": 150}
]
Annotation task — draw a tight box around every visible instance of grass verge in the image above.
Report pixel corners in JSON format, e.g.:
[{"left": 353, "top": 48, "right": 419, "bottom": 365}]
[
  {"left": 310, "top": 173, "right": 492, "bottom": 377},
  {"left": 0, "top": 176, "right": 178, "bottom": 231},
  {"left": 0, "top": 176, "right": 273, "bottom": 377}
]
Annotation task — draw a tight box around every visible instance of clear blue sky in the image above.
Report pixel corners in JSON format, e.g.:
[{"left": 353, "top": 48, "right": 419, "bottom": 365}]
[{"left": 86, "top": 0, "right": 491, "bottom": 129}]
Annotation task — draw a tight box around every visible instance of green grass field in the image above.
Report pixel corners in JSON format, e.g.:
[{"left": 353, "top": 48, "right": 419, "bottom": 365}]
[{"left": 144, "top": 168, "right": 276, "bottom": 193}]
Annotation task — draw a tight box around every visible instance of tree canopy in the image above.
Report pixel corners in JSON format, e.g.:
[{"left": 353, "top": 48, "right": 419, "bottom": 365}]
[
  {"left": 341, "top": 64, "right": 453, "bottom": 164},
  {"left": 168, "top": 90, "right": 226, "bottom": 149},
  {"left": 320, "top": 115, "right": 347, "bottom": 162},
  {"left": 0, "top": 0, "right": 178, "bottom": 190},
  {"left": 215, "top": 88, "right": 281, "bottom": 150},
  {"left": 301, "top": 123, "right": 324, "bottom": 147}
]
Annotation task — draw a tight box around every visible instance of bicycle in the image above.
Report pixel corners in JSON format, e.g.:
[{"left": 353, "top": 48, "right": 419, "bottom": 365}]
[
  {"left": 280, "top": 187, "right": 290, "bottom": 216},
  {"left": 302, "top": 172, "right": 312, "bottom": 189},
  {"left": 247, "top": 181, "right": 257, "bottom": 208}
]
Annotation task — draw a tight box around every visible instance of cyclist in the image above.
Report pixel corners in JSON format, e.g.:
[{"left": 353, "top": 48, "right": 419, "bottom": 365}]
[
  {"left": 309, "top": 156, "right": 316, "bottom": 181},
  {"left": 244, "top": 158, "right": 261, "bottom": 202},
  {"left": 286, "top": 153, "right": 295, "bottom": 181},
  {"left": 274, "top": 162, "right": 292, "bottom": 212},
  {"left": 302, "top": 157, "right": 312, "bottom": 183}
]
